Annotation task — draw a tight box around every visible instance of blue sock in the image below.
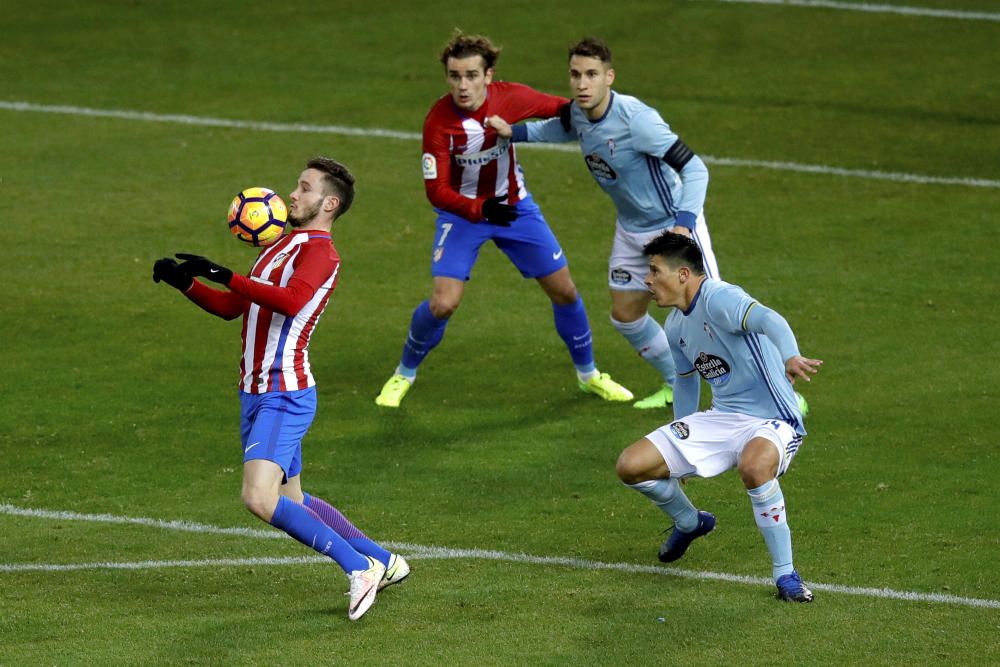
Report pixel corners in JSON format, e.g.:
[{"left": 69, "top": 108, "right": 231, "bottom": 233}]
[
  {"left": 269, "top": 496, "right": 369, "bottom": 573},
  {"left": 552, "top": 297, "right": 596, "bottom": 374},
  {"left": 398, "top": 300, "right": 449, "bottom": 377},
  {"left": 748, "top": 480, "right": 794, "bottom": 581},
  {"left": 629, "top": 478, "right": 699, "bottom": 532},
  {"left": 302, "top": 492, "right": 391, "bottom": 566},
  {"left": 612, "top": 314, "right": 675, "bottom": 385}
]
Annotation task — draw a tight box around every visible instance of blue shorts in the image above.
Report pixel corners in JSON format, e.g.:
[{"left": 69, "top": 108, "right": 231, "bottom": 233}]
[
  {"left": 239, "top": 387, "right": 316, "bottom": 481},
  {"left": 430, "top": 196, "right": 568, "bottom": 281}
]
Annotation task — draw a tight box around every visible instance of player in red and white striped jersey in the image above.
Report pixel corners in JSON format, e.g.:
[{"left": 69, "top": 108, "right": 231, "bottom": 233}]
[
  {"left": 184, "top": 226, "right": 339, "bottom": 394},
  {"left": 375, "top": 32, "right": 631, "bottom": 408},
  {"left": 152, "top": 158, "right": 407, "bottom": 620}
]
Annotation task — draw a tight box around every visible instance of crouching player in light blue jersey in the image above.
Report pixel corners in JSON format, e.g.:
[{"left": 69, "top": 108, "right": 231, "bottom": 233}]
[
  {"left": 487, "top": 37, "right": 718, "bottom": 410},
  {"left": 615, "top": 232, "right": 822, "bottom": 602}
]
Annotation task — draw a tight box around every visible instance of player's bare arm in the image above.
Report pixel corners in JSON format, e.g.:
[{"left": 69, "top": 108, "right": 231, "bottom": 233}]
[{"left": 785, "top": 355, "right": 823, "bottom": 384}]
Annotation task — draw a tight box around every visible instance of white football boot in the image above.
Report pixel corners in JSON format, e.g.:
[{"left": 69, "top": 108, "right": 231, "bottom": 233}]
[{"left": 347, "top": 556, "right": 386, "bottom": 621}]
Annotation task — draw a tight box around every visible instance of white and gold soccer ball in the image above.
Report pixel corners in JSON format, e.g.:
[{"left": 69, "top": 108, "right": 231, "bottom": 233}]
[{"left": 227, "top": 187, "right": 287, "bottom": 247}]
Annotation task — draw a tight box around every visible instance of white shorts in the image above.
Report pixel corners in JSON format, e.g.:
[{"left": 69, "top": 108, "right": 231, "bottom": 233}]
[
  {"left": 608, "top": 212, "right": 719, "bottom": 291},
  {"left": 646, "top": 410, "right": 803, "bottom": 479}
]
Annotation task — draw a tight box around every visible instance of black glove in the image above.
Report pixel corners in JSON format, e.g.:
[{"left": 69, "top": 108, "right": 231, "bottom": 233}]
[
  {"left": 152, "top": 257, "right": 193, "bottom": 291},
  {"left": 481, "top": 196, "right": 516, "bottom": 227},
  {"left": 175, "top": 253, "right": 234, "bottom": 285},
  {"left": 558, "top": 102, "right": 573, "bottom": 133}
]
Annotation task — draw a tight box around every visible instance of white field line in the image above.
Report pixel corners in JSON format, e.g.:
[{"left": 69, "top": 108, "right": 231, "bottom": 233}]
[
  {"left": 2, "top": 100, "right": 997, "bottom": 190},
  {"left": 709, "top": 0, "right": 1000, "bottom": 21},
  {"left": 2, "top": 503, "right": 998, "bottom": 609}
]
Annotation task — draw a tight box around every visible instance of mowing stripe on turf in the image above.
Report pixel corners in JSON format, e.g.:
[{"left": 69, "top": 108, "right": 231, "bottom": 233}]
[
  {"left": 709, "top": 0, "right": 1000, "bottom": 22},
  {"left": 2, "top": 503, "right": 997, "bottom": 609},
  {"left": 1, "top": 100, "right": 996, "bottom": 190}
]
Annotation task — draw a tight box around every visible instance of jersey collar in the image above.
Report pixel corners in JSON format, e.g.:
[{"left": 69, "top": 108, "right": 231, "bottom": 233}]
[
  {"left": 289, "top": 229, "right": 331, "bottom": 241},
  {"left": 589, "top": 91, "right": 616, "bottom": 124},
  {"left": 682, "top": 279, "right": 706, "bottom": 316}
]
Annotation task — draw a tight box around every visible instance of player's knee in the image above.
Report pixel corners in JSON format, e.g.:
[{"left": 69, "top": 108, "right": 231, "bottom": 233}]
[
  {"left": 545, "top": 278, "right": 578, "bottom": 306},
  {"left": 610, "top": 304, "right": 645, "bottom": 324},
  {"left": 615, "top": 449, "right": 643, "bottom": 485},
  {"left": 550, "top": 287, "right": 578, "bottom": 306},
  {"left": 429, "top": 296, "right": 459, "bottom": 319},
  {"left": 737, "top": 456, "right": 777, "bottom": 489},
  {"left": 241, "top": 487, "right": 278, "bottom": 522}
]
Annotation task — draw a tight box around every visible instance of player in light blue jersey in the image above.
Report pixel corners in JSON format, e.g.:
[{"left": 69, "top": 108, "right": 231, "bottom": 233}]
[
  {"left": 615, "top": 232, "right": 822, "bottom": 602},
  {"left": 487, "top": 37, "right": 719, "bottom": 410}
]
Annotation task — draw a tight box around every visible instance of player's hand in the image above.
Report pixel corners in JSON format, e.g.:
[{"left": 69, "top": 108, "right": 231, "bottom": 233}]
[
  {"left": 481, "top": 196, "right": 516, "bottom": 226},
  {"left": 558, "top": 102, "right": 573, "bottom": 132},
  {"left": 175, "top": 253, "right": 234, "bottom": 286},
  {"left": 152, "top": 257, "right": 193, "bottom": 291},
  {"left": 485, "top": 115, "right": 513, "bottom": 138},
  {"left": 785, "top": 355, "right": 823, "bottom": 384}
]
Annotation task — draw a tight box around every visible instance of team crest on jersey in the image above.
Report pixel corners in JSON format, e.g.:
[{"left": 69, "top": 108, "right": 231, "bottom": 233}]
[
  {"left": 695, "top": 352, "right": 731, "bottom": 386},
  {"left": 585, "top": 153, "right": 617, "bottom": 183},
  {"left": 271, "top": 252, "right": 291, "bottom": 271},
  {"left": 703, "top": 322, "right": 715, "bottom": 341},
  {"left": 607, "top": 139, "right": 616, "bottom": 156},
  {"left": 610, "top": 268, "right": 631, "bottom": 285},
  {"left": 669, "top": 421, "right": 690, "bottom": 440},
  {"left": 422, "top": 153, "right": 438, "bottom": 180}
]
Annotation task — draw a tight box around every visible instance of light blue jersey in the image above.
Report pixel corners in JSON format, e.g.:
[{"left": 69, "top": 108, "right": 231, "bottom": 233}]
[
  {"left": 666, "top": 279, "right": 805, "bottom": 435},
  {"left": 519, "top": 92, "right": 708, "bottom": 234}
]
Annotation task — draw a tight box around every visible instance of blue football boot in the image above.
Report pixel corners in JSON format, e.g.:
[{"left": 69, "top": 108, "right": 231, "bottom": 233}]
[
  {"left": 658, "top": 511, "right": 716, "bottom": 563},
  {"left": 775, "top": 570, "right": 814, "bottom": 603}
]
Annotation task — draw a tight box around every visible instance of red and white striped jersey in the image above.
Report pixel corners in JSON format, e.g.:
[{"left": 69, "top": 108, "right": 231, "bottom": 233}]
[
  {"left": 421, "top": 81, "right": 567, "bottom": 222},
  {"left": 184, "top": 230, "right": 340, "bottom": 394}
]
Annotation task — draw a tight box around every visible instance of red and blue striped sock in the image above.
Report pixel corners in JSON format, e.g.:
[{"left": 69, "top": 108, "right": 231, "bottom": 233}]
[
  {"left": 270, "top": 496, "right": 369, "bottom": 572},
  {"left": 303, "top": 492, "right": 391, "bottom": 566}
]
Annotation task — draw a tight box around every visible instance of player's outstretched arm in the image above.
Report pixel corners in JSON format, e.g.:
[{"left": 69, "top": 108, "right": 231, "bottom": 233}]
[
  {"left": 175, "top": 253, "right": 233, "bottom": 286},
  {"left": 784, "top": 355, "right": 823, "bottom": 384},
  {"left": 152, "top": 258, "right": 193, "bottom": 292},
  {"left": 153, "top": 255, "right": 244, "bottom": 319},
  {"left": 486, "top": 114, "right": 574, "bottom": 145}
]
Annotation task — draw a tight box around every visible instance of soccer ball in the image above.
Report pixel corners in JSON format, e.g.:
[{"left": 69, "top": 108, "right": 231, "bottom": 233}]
[{"left": 227, "top": 187, "right": 288, "bottom": 247}]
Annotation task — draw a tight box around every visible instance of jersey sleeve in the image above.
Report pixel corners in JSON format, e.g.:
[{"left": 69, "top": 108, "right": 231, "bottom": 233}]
[
  {"left": 421, "top": 107, "right": 484, "bottom": 221},
  {"left": 522, "top": 117, "right": 575, "bottom": 143},
  {"left": 227, "top": 243, "right": 337, "bottom": 317},
  {"left": 663, "top": 311, "right": 700, "bottom": 417},
  {"left": 631, "top": 107, "right": 678, "bottom": 157},
  {"left": 497, "top": 82, "right": 568, "bottom": 122},
  {"left": 704, "top": 284, "right": 759, "bottom": 335},
  {"left": 632, "top": 108, "right": 708, "bottom": 220},
  {"left": 671, "top": 369, "right": 701, "bottom": 420},
  {"left": 184, "top": 281, "right": 246, "bottom": 320},
  {"left": 743, "top": 303, "right": 802, "bottom": 362},
  {"left": 673, "top": 155, "right": 709, "bottom": 224}
]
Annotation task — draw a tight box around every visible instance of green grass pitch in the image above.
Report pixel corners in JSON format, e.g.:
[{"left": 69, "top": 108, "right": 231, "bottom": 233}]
[{"left": 1, "top": 0, "right": 998, "bottom": 664}]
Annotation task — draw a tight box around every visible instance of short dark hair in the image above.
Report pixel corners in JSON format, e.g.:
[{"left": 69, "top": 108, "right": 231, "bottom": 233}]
[
  {"left": 643, "top": 231, "right": 706, "bottom": 275},
  {"left": 440, "top": 31, "right": 501, "bottom": 70},
  {"left": 307, "top": 157, "right": 355, "bottom": 220},
  {"left": 569, "top": 37, "right": 612, "bottom": 64}
]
